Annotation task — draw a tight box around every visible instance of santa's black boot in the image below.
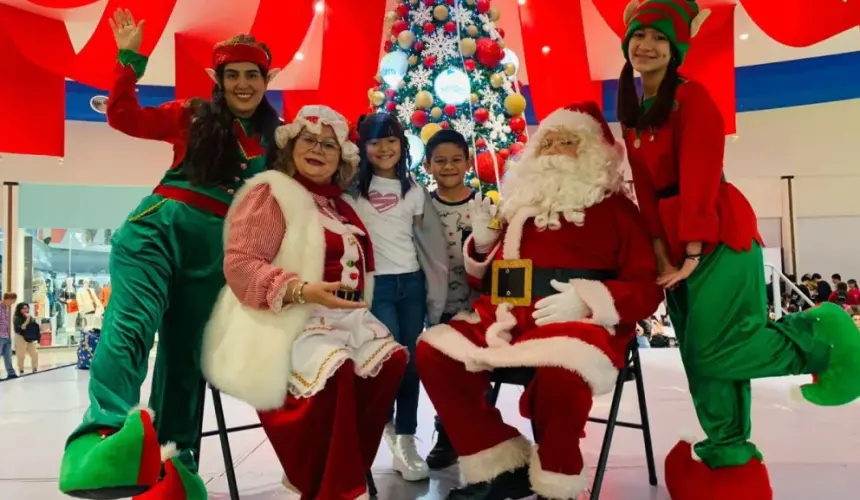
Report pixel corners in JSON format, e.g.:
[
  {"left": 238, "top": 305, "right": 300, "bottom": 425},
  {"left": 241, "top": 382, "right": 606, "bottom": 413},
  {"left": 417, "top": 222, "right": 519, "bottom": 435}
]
[
  {"left": 426, "top": 424, "right": 458, "bottom": 470},
  {"left": 445, "top": 466, "right": 533, "bottom": 500}
]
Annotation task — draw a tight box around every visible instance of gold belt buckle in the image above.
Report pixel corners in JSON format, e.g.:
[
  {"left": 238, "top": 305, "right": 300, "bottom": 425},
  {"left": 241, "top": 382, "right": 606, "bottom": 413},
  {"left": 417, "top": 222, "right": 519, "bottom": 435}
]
[{"left": 490, "top": 259, "right": 534, "bottom": 306}]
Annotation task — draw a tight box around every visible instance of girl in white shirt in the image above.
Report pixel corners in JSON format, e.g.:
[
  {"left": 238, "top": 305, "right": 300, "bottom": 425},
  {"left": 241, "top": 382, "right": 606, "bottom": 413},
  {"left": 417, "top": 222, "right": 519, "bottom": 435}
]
[{"left": 349, "top": 113, "right": 445, "bottom": 481}]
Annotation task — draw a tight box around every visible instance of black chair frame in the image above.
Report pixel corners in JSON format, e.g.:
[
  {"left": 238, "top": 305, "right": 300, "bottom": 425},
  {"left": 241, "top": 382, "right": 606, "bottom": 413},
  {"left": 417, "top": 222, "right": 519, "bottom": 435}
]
[
  {"left": 201, "top": 387, "right": 378, "bottom": 499},
  {"left": 487, "top": 339, "right": 658, "bottom": 499}
]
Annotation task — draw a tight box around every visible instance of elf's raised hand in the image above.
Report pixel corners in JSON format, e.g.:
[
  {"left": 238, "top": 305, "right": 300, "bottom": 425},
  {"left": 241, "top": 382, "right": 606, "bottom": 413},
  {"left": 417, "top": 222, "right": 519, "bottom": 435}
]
[{"left": 109, "top": 9, "right": 145, "bottom": 53}]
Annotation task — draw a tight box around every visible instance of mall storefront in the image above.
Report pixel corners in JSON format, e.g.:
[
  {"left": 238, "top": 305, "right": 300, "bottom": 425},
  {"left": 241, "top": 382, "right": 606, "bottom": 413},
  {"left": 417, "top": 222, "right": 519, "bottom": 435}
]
[{"left": 1, "top": 183, "right": 151, "bottom": 347}]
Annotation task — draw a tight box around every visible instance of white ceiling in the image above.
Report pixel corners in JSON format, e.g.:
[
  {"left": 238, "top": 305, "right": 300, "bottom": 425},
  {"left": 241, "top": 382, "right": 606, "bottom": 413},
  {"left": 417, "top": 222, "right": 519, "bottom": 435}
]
[{"left": 2, "top": 0, "right": 856, "bottom": 87}]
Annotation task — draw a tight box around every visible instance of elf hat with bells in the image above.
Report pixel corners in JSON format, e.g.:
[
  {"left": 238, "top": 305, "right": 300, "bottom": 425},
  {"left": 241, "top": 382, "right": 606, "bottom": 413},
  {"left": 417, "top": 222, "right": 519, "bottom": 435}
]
[{"left": 622, "top": 0, "right": 711, "bottom": 65}]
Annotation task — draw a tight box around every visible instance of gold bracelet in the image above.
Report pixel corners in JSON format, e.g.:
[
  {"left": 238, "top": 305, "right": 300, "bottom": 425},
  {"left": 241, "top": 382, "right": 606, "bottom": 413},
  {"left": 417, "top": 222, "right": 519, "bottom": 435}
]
[
  {"left": 283, "top": 277, "right": 301, "bottom": 306},
  {"left": 295, "top": 282, "right": 308, "bottom": 305}
]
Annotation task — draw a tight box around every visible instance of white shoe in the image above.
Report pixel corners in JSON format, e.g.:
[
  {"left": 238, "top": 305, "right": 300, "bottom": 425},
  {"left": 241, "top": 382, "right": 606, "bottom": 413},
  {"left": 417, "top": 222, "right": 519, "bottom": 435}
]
[
  {"left": 383, "top": 422, "right": 396, "bottom": 449},
  {"left": 390, "top": 434, "right": 430, "bottom": 481},
  {"left": 281, "top": 474, "right": 300, "bottom": 494}
]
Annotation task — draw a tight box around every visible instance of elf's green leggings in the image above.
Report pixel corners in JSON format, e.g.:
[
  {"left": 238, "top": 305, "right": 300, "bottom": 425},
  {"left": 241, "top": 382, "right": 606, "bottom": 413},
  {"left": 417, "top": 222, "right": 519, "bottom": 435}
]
[
  {"left": 666, "top": 242, "right": 831, "bottom": 468},
  {"left": 66, "top": 194, "right": 226, "bottom": 471}
]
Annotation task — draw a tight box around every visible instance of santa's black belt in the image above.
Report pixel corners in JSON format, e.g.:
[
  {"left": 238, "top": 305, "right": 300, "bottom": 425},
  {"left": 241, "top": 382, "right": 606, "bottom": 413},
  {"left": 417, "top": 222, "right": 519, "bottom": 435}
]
[{"left": 482, "top": 261, "right": 617, "bottom": 306}]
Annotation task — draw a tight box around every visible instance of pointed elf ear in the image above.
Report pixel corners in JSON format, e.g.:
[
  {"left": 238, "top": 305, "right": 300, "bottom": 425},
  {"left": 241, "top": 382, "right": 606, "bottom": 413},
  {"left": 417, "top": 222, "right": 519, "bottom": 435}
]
[
  {"left": 623, "top": 0, "right": 640, "bottom": 25},
  {"left": 690, "top": 9, "right": 710, "bottom": 38},
  {"left": 205, "top": 68, "right": 218, "bottom": 84},
  {"left": 266, "top": 68, "right": 282, "bottom": 84}
]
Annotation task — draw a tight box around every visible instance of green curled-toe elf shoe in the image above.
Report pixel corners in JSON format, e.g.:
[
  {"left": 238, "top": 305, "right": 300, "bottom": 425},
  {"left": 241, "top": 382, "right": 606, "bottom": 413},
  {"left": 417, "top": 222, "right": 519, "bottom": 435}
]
[
  {"left": 792, "top": 302, "right": 860, "bottom": 407},
  {"left": 59, "top": 407, "right": 163, "bottom": 499}
]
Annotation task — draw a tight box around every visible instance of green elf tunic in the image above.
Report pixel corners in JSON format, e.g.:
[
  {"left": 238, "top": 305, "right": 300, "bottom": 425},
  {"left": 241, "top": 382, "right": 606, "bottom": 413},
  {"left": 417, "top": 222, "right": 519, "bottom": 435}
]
[
  {"left": 621, "top": 4, "right": 860, "bottom": 497},
  {"left": 59, "top": 50, "right": 268, "bottom": 499}
]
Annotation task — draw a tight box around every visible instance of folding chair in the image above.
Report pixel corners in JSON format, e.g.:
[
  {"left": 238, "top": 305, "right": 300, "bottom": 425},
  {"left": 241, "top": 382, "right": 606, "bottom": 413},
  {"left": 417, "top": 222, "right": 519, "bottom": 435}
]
[
  {"left": 201, "top": 386, "right": 378, "bottom": 499},
  {"left": 487, "top": 339, "right": 658, "bottom": 499}
]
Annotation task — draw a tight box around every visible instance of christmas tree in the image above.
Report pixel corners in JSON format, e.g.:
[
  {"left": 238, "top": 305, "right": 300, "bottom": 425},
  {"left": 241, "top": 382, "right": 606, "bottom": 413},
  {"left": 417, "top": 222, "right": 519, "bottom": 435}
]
[{"left": 368, "top": 0, "right": 529, "bottom": 200}]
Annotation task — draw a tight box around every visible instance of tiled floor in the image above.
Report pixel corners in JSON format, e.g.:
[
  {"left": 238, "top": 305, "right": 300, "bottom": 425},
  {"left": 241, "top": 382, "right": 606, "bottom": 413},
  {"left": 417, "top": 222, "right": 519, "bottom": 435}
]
[
  {"left": 0, "top": 346, "right": 79, "bottom": 379},
  {"left": 1, "top": 349, "right": 858, "bottom": 499}
]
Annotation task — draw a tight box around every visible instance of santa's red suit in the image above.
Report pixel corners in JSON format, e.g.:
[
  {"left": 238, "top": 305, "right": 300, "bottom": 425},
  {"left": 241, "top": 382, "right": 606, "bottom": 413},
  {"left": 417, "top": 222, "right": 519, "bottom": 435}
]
[{"left": 415, "top": 103, "right": 664, "bottom": 500}]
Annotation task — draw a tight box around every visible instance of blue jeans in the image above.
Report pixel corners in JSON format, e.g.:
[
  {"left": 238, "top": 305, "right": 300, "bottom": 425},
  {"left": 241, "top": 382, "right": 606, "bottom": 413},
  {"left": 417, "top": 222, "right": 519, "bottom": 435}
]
[
  {"left": 0, "top": 337, "right": 15, "bottom": 376},
  {"left": 371, "top": 271, "right": 426, "bottom": 435}
]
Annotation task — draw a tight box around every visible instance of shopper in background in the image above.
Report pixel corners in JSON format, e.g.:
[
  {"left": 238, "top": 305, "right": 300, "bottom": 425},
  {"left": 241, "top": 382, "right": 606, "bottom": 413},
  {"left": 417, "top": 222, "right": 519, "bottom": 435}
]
[
  {"left": 12, "top": 303, "right": 40, "bottom": 374},
  {"left": 0, "top": 292, "right": 17, "bottom": 379}
]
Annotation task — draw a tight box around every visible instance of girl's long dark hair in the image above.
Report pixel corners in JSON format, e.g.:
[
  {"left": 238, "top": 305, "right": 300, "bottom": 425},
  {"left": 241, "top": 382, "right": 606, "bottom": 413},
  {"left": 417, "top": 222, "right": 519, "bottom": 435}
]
[
  {"left": 13, "top": 303, "right": 28, "bottom": 320},
  {"left": 183, "top": 54, "right": 281, "bottom": 186},
  {"left": 616, "top": 53, "right": 681, "bottom": 132},
  {"left": 356, "top": 113, "right": 413, "bottom": 199}
]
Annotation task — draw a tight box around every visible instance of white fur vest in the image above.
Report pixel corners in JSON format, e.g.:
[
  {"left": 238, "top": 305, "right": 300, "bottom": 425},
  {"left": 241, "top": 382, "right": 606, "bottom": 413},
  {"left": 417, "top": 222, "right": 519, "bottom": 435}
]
[{"left": 202, "top": 170, "right": 375, "bottom": 410}]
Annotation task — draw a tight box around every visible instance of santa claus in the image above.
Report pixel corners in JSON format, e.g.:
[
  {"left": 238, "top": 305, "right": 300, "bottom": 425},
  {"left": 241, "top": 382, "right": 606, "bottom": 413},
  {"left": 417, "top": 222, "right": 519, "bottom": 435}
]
[{"left": 414, "top": 102, "right": 664, "bottom": 500}]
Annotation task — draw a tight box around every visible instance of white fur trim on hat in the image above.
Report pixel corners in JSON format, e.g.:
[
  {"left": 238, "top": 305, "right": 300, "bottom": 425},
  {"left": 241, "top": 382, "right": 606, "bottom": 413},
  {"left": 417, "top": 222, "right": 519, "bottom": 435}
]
[
  {"left": 539, "top": 108, "right": 606, "bottom": 141},
  {"left": 274, "top": 105, "right": 360, "bottom": 167}
]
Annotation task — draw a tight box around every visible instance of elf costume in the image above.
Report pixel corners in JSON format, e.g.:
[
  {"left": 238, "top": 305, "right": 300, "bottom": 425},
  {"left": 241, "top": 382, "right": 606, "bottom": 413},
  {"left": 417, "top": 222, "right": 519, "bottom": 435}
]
[
  {"left": 59, "top": 37, "right": 275, "bottom": 500},
  {"left": 621, "top": 1, "right": 860, "bottom": 499}
]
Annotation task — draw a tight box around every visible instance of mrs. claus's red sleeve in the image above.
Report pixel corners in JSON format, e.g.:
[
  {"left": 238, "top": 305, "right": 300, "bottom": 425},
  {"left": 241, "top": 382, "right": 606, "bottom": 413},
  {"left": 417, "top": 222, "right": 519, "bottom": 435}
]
[{"left": 675, "top": 82, "right": 725, "bottom": 244}]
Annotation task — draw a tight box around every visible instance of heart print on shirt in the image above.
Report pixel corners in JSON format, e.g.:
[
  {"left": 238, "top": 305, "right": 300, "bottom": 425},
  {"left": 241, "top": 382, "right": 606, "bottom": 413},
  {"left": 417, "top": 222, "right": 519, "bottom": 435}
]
[{"left": 369, "top": 190, "right": 401, "bottom": 214}]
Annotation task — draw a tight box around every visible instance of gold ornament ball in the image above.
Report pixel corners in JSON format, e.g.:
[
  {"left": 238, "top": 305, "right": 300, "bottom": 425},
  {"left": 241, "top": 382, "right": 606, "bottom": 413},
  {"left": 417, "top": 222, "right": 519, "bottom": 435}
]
[
  {"left": 397, "top": 30, "right": 415, "bottom": 49},
  {"left": 485, "top": 190, "right": 500, "bottom": 204},
  {"left": 433, "top": 5, "right": 449, "bottom": 21},
  {"left": 490, "top": 73, "right": 504, "bottom": 88},
  {"left": 466, "top": 0, "right": 476, "bottom": 4},
  {"left": 408, "top": 55, "right": 418, "bottom": 66},
  {"left": 467, "top": 25, "right": 479, "bottom": 37},
  {"left": 371, "top": 91, "right": 385, "bottom": 106},
  {"left": 460, "top": 38, "right": 477, "bottom": 57},
  {"left": 488, "top": 7, "right": 501, "bottom": 22},
  {"left": 430, "top": 106, "right": 443, "bottom": 119},
  {"left": 420, "top": 123, "right": 443, "bottom": 143},
  {"left": 415, "top": 90, "right": 434, "bottom": 109},
  {"left": 471, "top": 93, "right": 479, "bottom": 104},
  {"left": 398, "top": 79, "right": 407, "bottom": 89},
  {"left": 504, "top": 63, "right": 516, "bottom": 76},
  {"left": 385, "top": 10, "right": 397, "bottom": 22},
  {"left": 504, "top": 93, "right": 527, "bottom": 116},
  {"left": 410, "top": 0, "right": 419, "bottom": 4},
  {"left": 469, "top": 177, "right": 481, "bottom": 188},
  {"left": 374, "top": 73, "right": 383, "bottom": 83}
]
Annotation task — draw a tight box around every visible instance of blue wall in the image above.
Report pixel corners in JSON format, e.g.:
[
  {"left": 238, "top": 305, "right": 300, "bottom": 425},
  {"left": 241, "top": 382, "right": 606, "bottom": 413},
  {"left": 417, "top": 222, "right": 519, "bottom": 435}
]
[{"left": 66, "top": 51, "right": 860, "bottom": 125}]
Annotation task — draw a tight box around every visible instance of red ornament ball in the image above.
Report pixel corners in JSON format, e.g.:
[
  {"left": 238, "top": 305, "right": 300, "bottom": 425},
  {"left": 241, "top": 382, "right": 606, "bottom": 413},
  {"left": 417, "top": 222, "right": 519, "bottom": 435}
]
[
  {"left": 385, "top": 88, "right": 397, "bottom": 99},
  {"left": 411, "top": 110, "right": 429, "bottom": 128},
  {"left": 496, "top": 28, "right": 506, "bottom": 38},
  {"left": 475, "top": 38, "right": 504, "bottom": 68},
  {"left": 444, "top": 104, "right": 457, "bottom": 115},
  {"left": 475, "top": 151, "right": 506, "bottom": 184},
  {"left": 476, "top": 0, "right": 491, "bottom": 14},
  {"left": 474, "top": 108, "right": 490, "bottom": 123},
  {"left": 510, "top": 142, "right": 525, "bottom": 156},
  {"left": 415, "top": 41, "right": 425, "bottom": 51},
  {"left": 440, "top": 121, "right": 450, "bottom": 129},
  {"left": 444, "top": 21, "right": 457, "bottom": 33},
  {"left": 395, "top": 4, "right": 410, "bottom": 18},
  {"left": 392, "top": 20, "right": 408, "bottom": 35},
  {"left": 509, "top": 116, "right": 526, "bottom": 134},
  {"left": 385, "top": 101, "right": 397, "bottom": 112},
  {"left": 423, "top": 0, "right": 435, "bottom": 5},
  {"left": 475, "top": 137, "right": 487, "bottom": 149},
  {"left": 423, "top": 55, "right": 436, "bottom": 68},
  {"left": 446, "top": 0, "right": 455, "bottom": 5},
  {"left": 498, "top": 148, "right": 510, "bottom": 160},
  {"left": 518, "top": 134, "right": 529, "bottom": 143},
  {"left": 464, "top": 59, "right": 476, "bottom": 72},
  {"left": 384, "top": 40, "right": 393, "bottom": 51},
  {"left": 423, "top": 22, "right": 435, "bottom": 34}
]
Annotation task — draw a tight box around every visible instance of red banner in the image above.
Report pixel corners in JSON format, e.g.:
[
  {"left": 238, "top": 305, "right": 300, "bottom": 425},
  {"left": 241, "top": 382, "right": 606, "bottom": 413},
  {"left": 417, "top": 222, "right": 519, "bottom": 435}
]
[
  {"left": 517, "top": 0, "right": 601, "bottom": 121},
  {"left": 741, "top": 0, "right": 859, "bottom": 48},
  {"left": 284, "top": 0, "right": 387, "bottom": 124}
]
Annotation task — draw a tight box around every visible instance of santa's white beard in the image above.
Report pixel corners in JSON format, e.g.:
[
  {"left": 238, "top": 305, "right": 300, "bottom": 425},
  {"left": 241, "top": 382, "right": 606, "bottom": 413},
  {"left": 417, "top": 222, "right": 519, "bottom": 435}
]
[{"left": 499, "top": 146, "right": 623, "bottom": 229}]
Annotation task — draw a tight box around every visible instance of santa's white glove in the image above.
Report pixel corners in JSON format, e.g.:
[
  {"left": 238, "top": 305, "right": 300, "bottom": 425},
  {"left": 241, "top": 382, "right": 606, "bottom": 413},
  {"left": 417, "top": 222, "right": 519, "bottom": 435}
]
[
  {"left": 469, "top": 191, "right": 500, "bottom": 253},
  {"left": 532, "top": 280, "right": 590, "bottom": 326}
]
